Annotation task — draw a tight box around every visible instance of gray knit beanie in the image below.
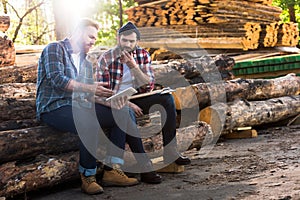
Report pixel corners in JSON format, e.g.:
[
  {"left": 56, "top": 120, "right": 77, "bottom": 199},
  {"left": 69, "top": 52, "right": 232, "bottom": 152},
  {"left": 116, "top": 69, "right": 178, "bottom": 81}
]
[{"left": 118, "top": 21, "right": 140, "bottom": 40}]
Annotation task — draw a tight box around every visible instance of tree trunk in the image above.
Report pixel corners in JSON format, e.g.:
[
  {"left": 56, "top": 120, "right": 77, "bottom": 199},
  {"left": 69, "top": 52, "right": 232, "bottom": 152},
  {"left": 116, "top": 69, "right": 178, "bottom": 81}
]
[
  {"left": 52, "top": 0, "right": 73, "bottom": 40},
  {"left": 0, "top": 152, "right": 79, "bottom": 198},
  {"left": 0, "top": 36, "right": 15, "bottom": 67},
  {"left": 0, "top": 126, "right": 79, "bottom": 164},
  {"left": 199, "top": 95, "right": 300, "bottom": 134},
  {"left": 288, "top": 3, "right": 296, "bottom": 23},
  {"left": 173, "top": 73, "right": 300, "bottom": 110}
]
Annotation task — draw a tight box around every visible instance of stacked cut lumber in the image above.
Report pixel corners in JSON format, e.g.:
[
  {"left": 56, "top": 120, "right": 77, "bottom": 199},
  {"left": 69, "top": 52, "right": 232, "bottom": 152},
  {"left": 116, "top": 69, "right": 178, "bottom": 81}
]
[
  {"left": 127, "top": 0, "right": 299, "bottom": 50},
  {"left": 127, "top": 0, "right": 281, "bottom": 27},
  {"left": 260, "top": 22, "right": 299, "bottom": 47},
  {"left": 135, "top": 0, "right": 273, "bottom": 6},
  {"left": 233, "top": 53, "right": 300, "bottom": 79},
  {"left": 0, "top": 15, "right": 15, "bottom": 67}
]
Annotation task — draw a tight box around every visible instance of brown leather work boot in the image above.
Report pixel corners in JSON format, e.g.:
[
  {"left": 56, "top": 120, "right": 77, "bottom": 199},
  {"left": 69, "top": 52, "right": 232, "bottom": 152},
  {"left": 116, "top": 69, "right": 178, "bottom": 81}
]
[
  {"left": 102, "top": 164, "right": 139, "bottom": 187},
  {"left": 80, "top": 174, "right": 104, "bottom": 195}
]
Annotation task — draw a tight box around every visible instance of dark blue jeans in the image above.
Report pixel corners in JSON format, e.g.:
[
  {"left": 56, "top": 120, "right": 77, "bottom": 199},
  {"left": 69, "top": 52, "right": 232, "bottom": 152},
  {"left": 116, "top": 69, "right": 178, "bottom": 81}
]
[
  {"left": 130, "top": 93, "right": 178, "bottom": 151},
  {"left": 41, "top": 104, "right": 149, "bottom": 176}
]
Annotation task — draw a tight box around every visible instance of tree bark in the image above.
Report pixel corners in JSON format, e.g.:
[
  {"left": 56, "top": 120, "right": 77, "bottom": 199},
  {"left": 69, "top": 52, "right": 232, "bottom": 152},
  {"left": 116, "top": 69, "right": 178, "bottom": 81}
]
[
  {"left": 142, "top": 121, "right": 214, "bottom": 152},
  {"left": 288, "top": 3, "right": 296, "bottom": 23},
  {"left": 0, "top": 123, "right": 212, "bottom": 197},
  {"left": 173, "top": 73, "right": 300, "bottom": 110},
  {"left": 0, "top": 121, "right": 211, "bottom": 164},
  {"left": 0, "top": 126, "right": 79, "bottom": 164},
  {"left": 0, "top": 118, "right": 41, "bottom": 131},
  {"left": 0, "top": 63, "right": 37, "bottom": 84},
  {"left": 0, "top": 152, "right": 79, "bottom": 198},
  {"left": 0, "top": 15, "right": 10, "bottom": 32},
  {"left": 199, "top": 95, "right": 300, "bottom": 134},
  {"left": 0, "top": 98, "right": 36, "bottom": 121},
  {"left": 0, "top": 36, "right": 15, "bottom": 67},
  {"left": 1, "top": 74, "right": 299, "bottom": 121},
  {"left": 0, "top": 83, "right": 36, "bottom": 99}
]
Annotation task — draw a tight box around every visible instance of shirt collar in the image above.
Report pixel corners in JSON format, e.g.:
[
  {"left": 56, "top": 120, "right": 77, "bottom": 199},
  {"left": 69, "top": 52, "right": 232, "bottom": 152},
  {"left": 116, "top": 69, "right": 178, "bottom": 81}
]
[{"left": 61, "top": 38, "right": 74, "bottom": 54}]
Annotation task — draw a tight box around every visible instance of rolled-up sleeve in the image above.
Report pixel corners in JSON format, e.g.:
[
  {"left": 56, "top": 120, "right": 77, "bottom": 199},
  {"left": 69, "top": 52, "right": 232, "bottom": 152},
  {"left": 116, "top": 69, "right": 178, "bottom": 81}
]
[{"left": 138, "top": 49, "right": 155, "bottom": 90}]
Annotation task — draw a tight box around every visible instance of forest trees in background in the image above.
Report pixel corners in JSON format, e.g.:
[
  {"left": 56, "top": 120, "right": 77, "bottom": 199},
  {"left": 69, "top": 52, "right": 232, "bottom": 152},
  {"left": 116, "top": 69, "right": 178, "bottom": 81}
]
[
  {"left": 1, "top": 0, "right": 55, "bottom": 44},
  {"left": 94, "top": 0, "right": 136, "bottom": 46},
  {"left": 273, "top": 0, "right": 300, "bottom": 23},
  {"left": 273, "top": 0, "right": 300, "bottom": 45},
  {"left": 0, "top": 0, "right": 299, "bottom": 46}
]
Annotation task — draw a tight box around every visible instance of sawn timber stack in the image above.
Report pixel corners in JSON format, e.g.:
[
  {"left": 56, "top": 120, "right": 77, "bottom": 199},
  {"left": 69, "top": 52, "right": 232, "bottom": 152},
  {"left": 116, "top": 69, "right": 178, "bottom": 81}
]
[{"left": 127, "top": 0, "right": 299, "bottom": 50}]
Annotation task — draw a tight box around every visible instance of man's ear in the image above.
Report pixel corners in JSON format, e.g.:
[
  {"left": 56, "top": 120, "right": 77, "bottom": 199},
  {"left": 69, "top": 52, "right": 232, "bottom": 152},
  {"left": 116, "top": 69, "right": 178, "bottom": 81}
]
[{"left": 116, "top": 35, "right": 121, "bottom": 44}]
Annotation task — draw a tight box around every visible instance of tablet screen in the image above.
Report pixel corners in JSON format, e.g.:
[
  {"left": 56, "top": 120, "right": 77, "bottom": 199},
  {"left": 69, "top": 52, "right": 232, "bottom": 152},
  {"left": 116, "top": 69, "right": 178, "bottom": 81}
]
[{"left": 105, "top": 87, "right": 138, "bottom": 101}]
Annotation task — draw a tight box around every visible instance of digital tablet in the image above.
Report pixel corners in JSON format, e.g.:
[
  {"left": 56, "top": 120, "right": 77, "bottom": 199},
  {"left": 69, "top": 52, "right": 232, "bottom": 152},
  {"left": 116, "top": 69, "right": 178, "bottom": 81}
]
[{"left": 105, "top": 87, "right": 138, "bottom": 101}]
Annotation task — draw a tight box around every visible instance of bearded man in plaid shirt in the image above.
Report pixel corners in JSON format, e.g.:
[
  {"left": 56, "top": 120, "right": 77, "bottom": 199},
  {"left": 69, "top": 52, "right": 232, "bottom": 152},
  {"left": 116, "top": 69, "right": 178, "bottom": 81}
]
[{"left": 96, "top": 22, "right": 191, "bottom": 177}]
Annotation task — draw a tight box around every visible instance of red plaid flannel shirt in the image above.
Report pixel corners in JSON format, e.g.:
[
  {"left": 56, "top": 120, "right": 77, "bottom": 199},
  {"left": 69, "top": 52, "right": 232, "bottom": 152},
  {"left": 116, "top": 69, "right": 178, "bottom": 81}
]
[{"left": 96, "top": 46, "right": 155, "bottom": 94}]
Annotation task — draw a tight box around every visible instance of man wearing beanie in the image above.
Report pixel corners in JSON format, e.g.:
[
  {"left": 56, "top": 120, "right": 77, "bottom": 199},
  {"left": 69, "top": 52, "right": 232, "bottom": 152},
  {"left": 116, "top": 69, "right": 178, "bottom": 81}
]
[{"left": 96, "top": 21, "right": 191, "bottom": 184}]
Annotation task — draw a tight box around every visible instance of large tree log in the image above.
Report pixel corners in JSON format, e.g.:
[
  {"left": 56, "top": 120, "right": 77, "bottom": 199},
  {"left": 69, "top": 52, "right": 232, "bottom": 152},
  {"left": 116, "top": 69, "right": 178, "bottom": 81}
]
[
  {"left": 0, "top": 51, "right": 40, "bottom": 84},
  {"left": 0, "top": 36, "right": 15, "bottom": 67},
  {"left": 142, "top": 121, "right": 214, "bottom": 153},
  {"left": 0, "top": 118, "right": 41, "bottom": 131},
  {"left": 199, "top": 95, "right": 300, "bottom": 134},
  {"left": 0, "top": 121, "right": 211, "bottom": 164},
  {"left": 0, "top": 83, "right": 36, "bottom": 99},
  {"left": 0, "top": 123, "right": 212, "bottom": 197},
  {"left": 173, "top": 73, "right": 300, "bottom": 110},
  {"left": 0, "top": 63, "right": 37, "bottom": 84},
  {"left": 1, "top": 74, "right": 299, "bottom": 121},
  {"left": 0, "top": 15, "right": 10, "bottom": 32},
  {"left": 0, "top": 98, "right": 36, "bottom": 121},
  {"left": 0, "top": 152, "right": 79, "bottom": 198},
  {"left": 0, "top": 126, "right": 79, "bottom": 164}
]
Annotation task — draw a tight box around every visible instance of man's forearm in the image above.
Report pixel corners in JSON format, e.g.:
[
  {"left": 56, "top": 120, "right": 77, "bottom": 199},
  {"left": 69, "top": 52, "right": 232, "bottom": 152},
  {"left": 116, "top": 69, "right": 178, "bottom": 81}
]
[
  {"left": 131, "top": 67, "right": 151, "bottom": 86},
  {"left": 66, "top": 79, "right": 96, "bottom": 93}
]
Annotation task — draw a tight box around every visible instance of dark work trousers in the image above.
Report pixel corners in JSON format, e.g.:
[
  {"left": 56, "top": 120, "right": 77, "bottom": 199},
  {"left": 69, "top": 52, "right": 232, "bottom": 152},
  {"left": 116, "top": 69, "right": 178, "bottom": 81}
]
[
  {"left": 130, "top": 93, "right": 178, "bottom": 152},
  {"left": 41, "top": 104, "right": 150, "bottom": 175}
]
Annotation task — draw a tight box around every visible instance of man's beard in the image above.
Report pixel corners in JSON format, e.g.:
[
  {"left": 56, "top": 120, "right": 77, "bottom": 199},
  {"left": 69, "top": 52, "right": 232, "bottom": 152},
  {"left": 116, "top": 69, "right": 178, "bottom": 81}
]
[{"left": 120, "top": 45, "right": 136, "bottom": 53}]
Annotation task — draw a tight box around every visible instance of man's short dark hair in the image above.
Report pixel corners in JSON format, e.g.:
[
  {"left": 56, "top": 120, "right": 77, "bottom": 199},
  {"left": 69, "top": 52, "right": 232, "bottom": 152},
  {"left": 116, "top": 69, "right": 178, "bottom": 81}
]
[{"left": 118, "top": 21, "right": 140, "bottom": 40}]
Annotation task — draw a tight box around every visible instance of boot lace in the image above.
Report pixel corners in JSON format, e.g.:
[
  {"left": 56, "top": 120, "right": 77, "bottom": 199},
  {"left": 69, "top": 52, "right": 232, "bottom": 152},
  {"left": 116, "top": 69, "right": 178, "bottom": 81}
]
[
  {"left": 83, "top": 175, "right": 97, "bottom": 184},
  {"left": 112, "top": 164, "right": 127, "bottom": 177}
]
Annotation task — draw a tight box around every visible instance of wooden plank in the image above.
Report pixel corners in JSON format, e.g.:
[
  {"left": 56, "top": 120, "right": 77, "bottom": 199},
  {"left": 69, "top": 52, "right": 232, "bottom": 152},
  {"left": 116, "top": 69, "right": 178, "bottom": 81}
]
[
  {"left": 139, "top": 37, "right": 245, "bottom": 49},
  {"left": 156, "top": 162, "right": 185, "bottom": 173},
  {"left": 224, "top": 129, "right": 258, "bottom": 139},
  {"left": 235, "top": 69, "right": 300, "bottom": 79}
]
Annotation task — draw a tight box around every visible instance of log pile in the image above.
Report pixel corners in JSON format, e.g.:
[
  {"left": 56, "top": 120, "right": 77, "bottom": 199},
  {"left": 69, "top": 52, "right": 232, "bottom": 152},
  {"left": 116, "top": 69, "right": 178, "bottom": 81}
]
[
  {"left": 1, "top": 48, "right": 300, "bottom": 197},
  {"left": 199, "top": 95, "right": 300, "bottom": 134},
  {"left": 126, "top": 0, "right": 299, "bottom": 50},
  {"left": 0, "top": 15, "right": 15, "bottom": 67},
  {"left": 0, "top": 53, "right": 213, "bottom": 197}
]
